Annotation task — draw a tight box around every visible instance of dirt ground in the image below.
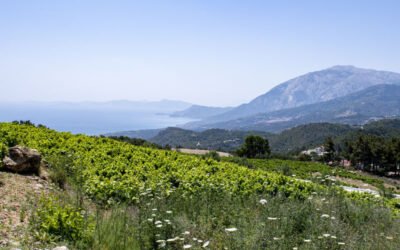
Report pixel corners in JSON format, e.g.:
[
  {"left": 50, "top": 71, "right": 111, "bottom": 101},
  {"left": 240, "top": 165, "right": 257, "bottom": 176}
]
[
  {"left": 0, "top": 171, "right": 51, "bottom": 248},
  {"left": 174, "top": 148, "right": 232, "bottom": 157}
]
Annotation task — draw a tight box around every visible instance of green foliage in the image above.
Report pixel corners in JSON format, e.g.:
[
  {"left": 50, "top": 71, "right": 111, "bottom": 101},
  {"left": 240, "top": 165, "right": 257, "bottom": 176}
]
[
  {"left": 344, "top": 135, "right": 400, "bottom": 175},
  {"left": 31, "top": 195, "right": 94, "bottom": 246},
  {"left": 150, "top": 127, "right": 274, "bottom": 152},
  {"left": 235, "top": 135, "right": 271, "bottom": 159},
  {"left": 247, "top": 158, "right": 385, "bottom": 188},
  {"left": 91, "top": 189, "right": 400, "bottom": 249},
  {"left": 0, "top": 123, "right": 317, "bottom": 205},
  {"left": 201, "top": 150, "right": 221, "bottom": 161},
  {"left": 107, "top": 136, "right": 166, "bottom": 150},
  {"left": 45, "top": 154, "right": 75, "bottom": 189},
  {"left": 323, "top": 137, "right": 335, "bottom": 162},
  {"left": 0, "top": 142, "right": 8, "bottom": 167}
]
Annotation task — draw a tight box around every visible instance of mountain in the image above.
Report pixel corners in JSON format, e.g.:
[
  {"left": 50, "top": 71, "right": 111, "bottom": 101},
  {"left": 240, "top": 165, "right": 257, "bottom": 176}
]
[
  {"left": 185, "top": 84, "right": 400, "bottom": 132},
  {"left": 149, "top": 127, "right": 274, "bottom": 152},
  {"left": 170, "top": 105, "right": 234, "bottom": 119},
  {"left": 186, "top": 65, "right": 400, "bottom": 127}
]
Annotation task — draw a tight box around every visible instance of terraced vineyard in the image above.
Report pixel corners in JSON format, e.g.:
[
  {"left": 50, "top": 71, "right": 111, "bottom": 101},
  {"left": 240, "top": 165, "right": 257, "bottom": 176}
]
[{"left": 0, "top": 123, "right": 399, "bottom": 249}]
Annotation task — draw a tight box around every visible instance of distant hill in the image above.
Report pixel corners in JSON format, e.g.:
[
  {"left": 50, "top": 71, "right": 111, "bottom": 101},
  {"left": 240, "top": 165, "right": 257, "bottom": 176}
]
[
  {"left": 170, "top": 105, "right": 234, "bottom": 119},
  {"left": 269, "top": 123, "right": 354, "bottom": 153},
  {"left": 104, "top": 128, "right": 162, "bottom": 140},
  {"left": 149, "top": 127, "right": 274, "bottom": 152},
  {"left": 185, "top": 84, "right": 400, "bottom": 132},
  {"left": 144, "top": 119, "right": 400, "bottom": 154},
  {"left": 185, "top": 65, "right": 400, "bottom": 127}
]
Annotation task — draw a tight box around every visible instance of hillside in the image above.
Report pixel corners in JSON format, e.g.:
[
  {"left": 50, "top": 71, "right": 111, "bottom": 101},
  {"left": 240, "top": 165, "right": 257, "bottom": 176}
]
[
  {"left": 169, "top": 105, "right": 234, "bottom": 119},
  {"left": 146, "top": 120, "right": 400, "bottom": 154},
  {"left": 185, "top": 65, "right": 400, "bottom": 127},
  {"left": 149, "top": 127, "right": 274, "bottom": 151},
  {"left": 187, "top": 84, "right": 400, "bottom": 132},
  {"left": 1, "top": 123, "right": 399, "bottom": 249}
]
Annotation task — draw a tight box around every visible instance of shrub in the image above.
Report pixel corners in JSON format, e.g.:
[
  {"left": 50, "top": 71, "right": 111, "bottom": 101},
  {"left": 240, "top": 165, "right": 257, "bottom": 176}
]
[{"left": 31, "top": 195, "right": 94, "bottom": 246}]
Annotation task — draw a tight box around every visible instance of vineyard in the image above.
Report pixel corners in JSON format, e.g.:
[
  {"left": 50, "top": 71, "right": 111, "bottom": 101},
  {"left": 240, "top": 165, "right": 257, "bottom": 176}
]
[{"left": 0, "top": 122, "right": 399, "bottom": 249}]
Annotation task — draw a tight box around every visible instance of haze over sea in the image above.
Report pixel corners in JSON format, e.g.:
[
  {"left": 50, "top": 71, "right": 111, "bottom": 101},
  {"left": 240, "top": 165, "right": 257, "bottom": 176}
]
[{"left": 0, "top": 101, "right": 195, "bottom": 135}]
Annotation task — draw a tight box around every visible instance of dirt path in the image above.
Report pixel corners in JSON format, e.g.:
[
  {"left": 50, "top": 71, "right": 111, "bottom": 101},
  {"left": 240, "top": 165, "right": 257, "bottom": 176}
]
[{"left": 174, "top": 148, "right": 232, "bottom": 157}]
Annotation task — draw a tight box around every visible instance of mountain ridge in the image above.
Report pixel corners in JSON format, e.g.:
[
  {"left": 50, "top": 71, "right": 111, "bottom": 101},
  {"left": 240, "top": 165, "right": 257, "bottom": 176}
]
[
  {"left": 182, "top": 84, "right": 400, "bottom": 132},
  {"left": 188, "top": 65, "right": 400, "bottom": 127}
]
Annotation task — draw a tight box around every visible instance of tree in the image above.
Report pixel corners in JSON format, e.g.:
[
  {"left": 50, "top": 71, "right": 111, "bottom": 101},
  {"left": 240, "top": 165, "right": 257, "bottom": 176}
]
[
  {"left": 235, "top": 135, "right": 270, "bottom": 159},
  {"left": 323, "top": 137, "right": 335, "bottom": 162}
]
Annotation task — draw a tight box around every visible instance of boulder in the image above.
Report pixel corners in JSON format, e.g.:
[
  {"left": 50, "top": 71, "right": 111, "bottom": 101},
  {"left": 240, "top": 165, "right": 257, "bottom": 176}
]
[{"left": 2, "top": 146, "right": 41, "bottom": 173}]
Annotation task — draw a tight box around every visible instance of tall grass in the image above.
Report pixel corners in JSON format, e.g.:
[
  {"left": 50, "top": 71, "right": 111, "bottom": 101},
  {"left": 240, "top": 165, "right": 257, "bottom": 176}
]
[{"left": 88, "top": 188, "right": 399, "bottom": 249}]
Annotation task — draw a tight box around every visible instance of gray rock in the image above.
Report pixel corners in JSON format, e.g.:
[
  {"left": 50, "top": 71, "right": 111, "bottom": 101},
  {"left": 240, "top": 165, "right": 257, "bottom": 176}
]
[
  {"left": 2, "top": 146, "right": 41, "bottom": 173},
  {"left": 53, "top": 246, "right": 69, "bottom": 250}
]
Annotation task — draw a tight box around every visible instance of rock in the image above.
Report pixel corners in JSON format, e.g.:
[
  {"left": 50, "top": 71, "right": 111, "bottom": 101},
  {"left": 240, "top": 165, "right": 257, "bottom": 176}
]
[
  {"left": 2, "top": 146, "right": 41, "bottom": 174},
  {"left": 53, "top": 246, "right": 69, "bottom": 250},
  {"left": 38, "top": 164, "right": 50, "bottom": 181}
]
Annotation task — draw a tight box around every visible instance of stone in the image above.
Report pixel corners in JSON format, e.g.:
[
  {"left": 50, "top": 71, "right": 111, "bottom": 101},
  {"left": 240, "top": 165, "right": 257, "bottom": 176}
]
[
  {"left": 2, "top": 146, "right": 41, "bottom": 173},
  {"left": 53, "top": 246, "right": 69, "bottom": 250}
]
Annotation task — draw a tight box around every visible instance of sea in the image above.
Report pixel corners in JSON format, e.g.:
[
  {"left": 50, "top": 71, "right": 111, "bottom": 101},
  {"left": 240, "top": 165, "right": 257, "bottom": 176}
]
[{"left": 0, "top": 105, "right": 195, "bottom": 135}]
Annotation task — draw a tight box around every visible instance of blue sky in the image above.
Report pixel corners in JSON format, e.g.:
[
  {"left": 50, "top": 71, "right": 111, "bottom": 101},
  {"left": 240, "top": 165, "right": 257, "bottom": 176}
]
[{"left": 1, "top": 0, "right": 399, "bottom": 106}]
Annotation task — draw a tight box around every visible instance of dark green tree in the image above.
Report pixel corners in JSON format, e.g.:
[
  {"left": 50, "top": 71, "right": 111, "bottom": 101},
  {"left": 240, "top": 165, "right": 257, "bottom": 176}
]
[
  {"left": 323, "top": 137, "right": 335, "bottom": 162},
  {"left": 235, "top": 135, "right": 271, "bottom": 159}
]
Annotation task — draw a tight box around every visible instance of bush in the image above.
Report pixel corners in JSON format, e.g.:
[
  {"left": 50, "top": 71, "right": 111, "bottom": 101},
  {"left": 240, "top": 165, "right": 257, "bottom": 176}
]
[
  {"left": 0, "top": 142, "right": 8, "bottom": 167},
  {"left": 202, "top": 150, "right": 221, "bottom": 161},
  {"left": 46, "top": 154, "right": 74, "bottom": 189},
  {"left": 31, "top": 195, "right": 94, "bottom": 246}
]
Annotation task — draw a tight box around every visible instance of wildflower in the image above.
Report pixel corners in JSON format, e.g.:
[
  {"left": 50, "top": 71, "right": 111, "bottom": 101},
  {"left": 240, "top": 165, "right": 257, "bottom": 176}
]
[
  {"left": 152, "top": 208, "right": 157, "bottom": 211},
  {"left": 202, "top": 241, "right": 210, "bottom": 248},
  {"left": 198, "top": 239, "right": 203, "bottom": 243},
  {"left": 147, "top": 218, "right": 153, "bottom": 222},
  {"left": 304, "top": 239, "right": 311, "bottom": 242},
  {"left": 331, "top": 216, "right": 336, "bottom": 220},
  {"left": 267, "top": 217, "right": 278, "bottom": 220},
  {"left": 183, "top": 245, "right": 192, "bottom": 249},
  {"left": 293, "top": 248, "right": 298, "bottom": 250},
  {"left": 156, "top": 224, "right": 163, "bottom": 228},
  {"left": 323, "top": 234, "right": 330, "bottom": 237},
  {"left": 152, "top": 213, "right": 156, "bottom": 217},
  {"left": 321, "top": 214, "right": 330, "bottom": 218},
  {"left": 193, "top": 238, "right": 197, "bottom": 241},
  {"left": 182, "top": 231, "right": 190, "bottom": 235},
  {"left": 155, "top": 220, "right": 162, "bottom": 224},
  {"left": 259, "top": 199, "right": 267, "bottom": 205},
  {"left": 338, "top": 242, "right": 345, "bottom": 245},
  {"left": 331, "top": 235, "right": 337, "bottom": 239},
  {"left": 273, "top": 237, "right": 281, "bottom": 240},
  {"left": 167, "top": 238, "right": 177, "bottom": 242},
  {"left": 386, "top": 236, "right": 393, "bottom": 240},
  {"left": 225, "top": 228, "right": 238, "bottom": 232},
  {"left": 166, "top": 210, "right": 173, "bottom": 214}
]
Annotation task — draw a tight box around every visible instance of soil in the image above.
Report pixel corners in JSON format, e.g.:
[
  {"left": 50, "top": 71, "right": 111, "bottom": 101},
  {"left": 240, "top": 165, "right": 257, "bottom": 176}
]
[{"left": 0, "top": 171, "right": 52, "bottom": 248}]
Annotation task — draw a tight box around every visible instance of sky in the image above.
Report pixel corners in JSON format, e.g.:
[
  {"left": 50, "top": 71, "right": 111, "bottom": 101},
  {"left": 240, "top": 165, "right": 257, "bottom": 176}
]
[{"left": 0, "top": 0, "right": 399, "bottom": 106}]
